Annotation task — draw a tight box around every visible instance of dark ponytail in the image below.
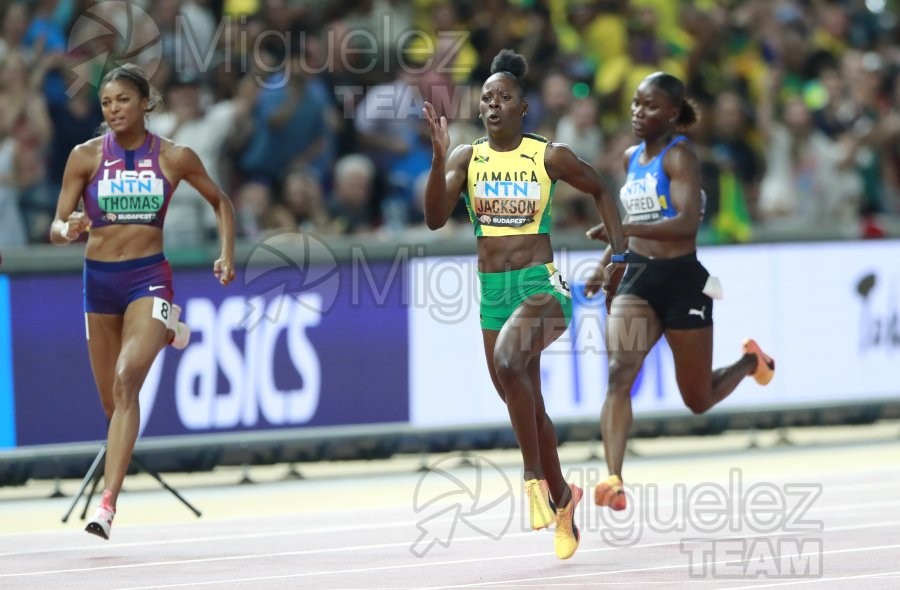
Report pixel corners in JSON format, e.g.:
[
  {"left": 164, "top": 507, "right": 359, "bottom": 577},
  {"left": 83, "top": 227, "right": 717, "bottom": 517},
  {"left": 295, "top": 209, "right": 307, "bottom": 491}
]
[
  {"left": 489, "top": 49, "right": 528, "bottom": 97},
  {"left": 676, "top": 98, "right": 699, "bottom": 130}
]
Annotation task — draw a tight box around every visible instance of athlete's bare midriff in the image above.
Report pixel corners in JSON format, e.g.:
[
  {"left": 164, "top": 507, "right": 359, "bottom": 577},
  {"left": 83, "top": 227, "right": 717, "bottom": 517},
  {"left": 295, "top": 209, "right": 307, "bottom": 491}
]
[
  {"left": 628, "top": 235, "right": 697, "bottom": 260},
  {"left": 85, "top": 224, "right": 164, "bottom": 261},
  {"left": 476, "top": 233, "right": 554, "bottom": 273}
]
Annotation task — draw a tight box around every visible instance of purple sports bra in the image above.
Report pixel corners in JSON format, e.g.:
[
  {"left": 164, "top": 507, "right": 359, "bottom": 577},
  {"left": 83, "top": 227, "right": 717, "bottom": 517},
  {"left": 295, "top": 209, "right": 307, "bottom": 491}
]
[{"left": 83, "top": 132, "right": 173, "bottom": 229}]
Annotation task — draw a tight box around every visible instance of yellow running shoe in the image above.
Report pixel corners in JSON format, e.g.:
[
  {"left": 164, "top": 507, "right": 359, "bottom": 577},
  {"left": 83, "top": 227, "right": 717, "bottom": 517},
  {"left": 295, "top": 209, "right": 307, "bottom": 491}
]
[
  {"left": 554, "top": 483, "right": 583, "bottom": 560},
  {"left": 594, "top": 474, "right": 626, "bottom": 510},
  {"left": 525, "top": 479, "right": 555, "bottom": 530},
  {"left": 742, "top": 338, "right": 775, "bottom": 385}
]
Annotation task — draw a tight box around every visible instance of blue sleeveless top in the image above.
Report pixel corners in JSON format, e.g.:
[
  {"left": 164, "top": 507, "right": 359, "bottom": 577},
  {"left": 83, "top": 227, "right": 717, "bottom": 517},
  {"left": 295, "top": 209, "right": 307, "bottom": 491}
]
[{"left": 619, "top": 135, "right": 688, "bottom": 223}]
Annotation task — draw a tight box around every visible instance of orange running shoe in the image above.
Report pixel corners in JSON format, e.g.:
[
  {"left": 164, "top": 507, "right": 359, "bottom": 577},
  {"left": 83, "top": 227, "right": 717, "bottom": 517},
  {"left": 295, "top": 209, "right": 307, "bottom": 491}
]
[
  {"left": 594, "top": 474, "right": 626, "bottom": 510},
  {"left": 742, "top": 339, "right": 775, "bottom": 385},
  {"left": 554, "top": 483, "right": 583, "bottom": 560},
  {"left": 525, "top": 479, "right": 556, "bottom": 530}
]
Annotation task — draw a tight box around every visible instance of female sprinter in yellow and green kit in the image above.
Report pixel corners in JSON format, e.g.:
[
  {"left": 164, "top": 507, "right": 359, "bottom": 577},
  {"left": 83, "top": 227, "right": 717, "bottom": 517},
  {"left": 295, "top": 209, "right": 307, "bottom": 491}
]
[{"left": 423, "top": 49, "right": 626, "bottom": 559}]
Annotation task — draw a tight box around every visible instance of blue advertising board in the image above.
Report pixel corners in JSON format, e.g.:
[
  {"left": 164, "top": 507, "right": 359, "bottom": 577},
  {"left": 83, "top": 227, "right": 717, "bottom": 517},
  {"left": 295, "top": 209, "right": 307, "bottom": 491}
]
[
  {"left": 4, "top": 239, "right": 899, "bottom": 451},
  {"left": 0, "top": 275, "right": 14, "bottom": 449},
  {"left": 7, "top": 252, "right": 409, "bottom": 447}
]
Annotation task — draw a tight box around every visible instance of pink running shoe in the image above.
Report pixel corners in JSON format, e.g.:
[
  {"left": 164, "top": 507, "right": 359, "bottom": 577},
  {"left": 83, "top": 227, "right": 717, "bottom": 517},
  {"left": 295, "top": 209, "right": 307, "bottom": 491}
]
[
  {"left": 85, "top": 490, "right": 115, "bottom": 540},
  {"left": 167, "top": 304, "right": 191, "bottom": 350}
]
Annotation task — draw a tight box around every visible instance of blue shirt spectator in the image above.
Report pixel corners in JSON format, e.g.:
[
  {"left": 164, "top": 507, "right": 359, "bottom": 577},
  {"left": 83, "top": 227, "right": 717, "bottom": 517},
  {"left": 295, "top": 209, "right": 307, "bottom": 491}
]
[{"left": 239, "top": 69, "right": 331, "bottom": 186}]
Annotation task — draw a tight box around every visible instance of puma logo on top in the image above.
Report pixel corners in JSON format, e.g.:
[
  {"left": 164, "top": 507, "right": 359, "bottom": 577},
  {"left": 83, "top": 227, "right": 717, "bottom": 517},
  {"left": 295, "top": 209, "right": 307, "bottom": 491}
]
[{"left": 520, "top": 152, "right": 538, "bottom": 164}]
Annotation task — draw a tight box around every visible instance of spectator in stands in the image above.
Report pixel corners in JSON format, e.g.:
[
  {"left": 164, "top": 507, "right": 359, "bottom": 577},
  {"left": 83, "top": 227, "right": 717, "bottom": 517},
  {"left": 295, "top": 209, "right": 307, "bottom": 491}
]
[
  {"left": 236, "top": 168, "right": 334, "bottom": 238},
  {"left": 529, "top": 72, "right": 572, "bottom": 138},
  {"left": 235, "top": 180, "right": 284, "bottom": 238},
  {"left": 423, "top": 49, "right": 626, "bottom": 560},
  {"left": 884, "top": 74, "right": 900, "bottom": 214},
  {"left": 0, "top": 2, "right": 29, "bottom": 63},
  {"left": 710, "top": 90, "right": 762, "bottom": 220},
  {"left": 150, "top": 74, "right": 254, "bottom": 246},
  {"left": 279, "top": 166, "right": 333, "bottom": 234},
  {"left": 330, "top": 153, "right": 377, "bottom": 235},
  {"left": 593, "top": 5, "right": 684, "bottom": 127},
  {"left": 235, "top": 51, "right": 334, "bottom": 187},
  {"left": 0, "top": 130, "right": 28, "bottom": 248},
  {"left": 446, "top": 84, "right": 482, "bottom": 146},
  {"left": 354, "top": 62, "right": 424, "bottom": 204},
  {"left": 758, "top": 84, "right": 862, "bottom": 232},
  {"left": 0, "top": 52, "right": 53, "bottom": 242},
  {"left": 4, "top": 0, "right": 898, "bottom": 243},
  {"left": 384, "top": 119, "right": 432, "bottom": 232},
  {"left": 23, "top": 0, "right": 67, "bottom": 103},
  {"left": 45, "top": 72, "right": 104, "bottom": 199},
  {"left": 552, "top": 95, "right": 605, "bottom": 229}
]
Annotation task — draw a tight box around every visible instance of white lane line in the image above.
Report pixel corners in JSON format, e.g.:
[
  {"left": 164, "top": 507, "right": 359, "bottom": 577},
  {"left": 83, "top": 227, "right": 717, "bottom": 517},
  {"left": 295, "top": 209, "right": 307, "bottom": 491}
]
[
  {"left": 0, "top": 520, "right": 413, "bottom": 557},
  {"left": 106, "top": 542, "right": 900, "bottom": 590},
  {"left": 0, "top": 530, "right": 534, "bottom": 578},
  {"left": 395, "top": 544, "right": 900, "bottom": 590},
  {"left": 719, "top": 569, "right": 900, "bottom": 589},
  {"left": 2, "top": 519, "right": 882, "bottom": 588},
  {"left": 7, "top": 492, "right": 900, "bottom": 560},
  {"left": 0, "top": 490, "right": 900, "bottom": 560}
]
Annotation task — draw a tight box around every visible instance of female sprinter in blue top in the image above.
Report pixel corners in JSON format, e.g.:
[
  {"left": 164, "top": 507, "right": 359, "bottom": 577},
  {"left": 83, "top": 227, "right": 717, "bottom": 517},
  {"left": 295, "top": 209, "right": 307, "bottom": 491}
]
[
  {"left": 423, "top": 49, "right": 626, "bottom": 560},
  {"left": 49, "top": 64, "right": 236, "bottom": 540},
  {"left": 584, "top": 72, "right": 775, "bottom": 512}
]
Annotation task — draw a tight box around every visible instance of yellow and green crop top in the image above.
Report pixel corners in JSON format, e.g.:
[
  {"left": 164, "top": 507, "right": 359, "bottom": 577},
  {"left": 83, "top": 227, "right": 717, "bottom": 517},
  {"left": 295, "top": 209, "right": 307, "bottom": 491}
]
[{"left": 463, "top": 133, "right": 556, "bottom": 237}]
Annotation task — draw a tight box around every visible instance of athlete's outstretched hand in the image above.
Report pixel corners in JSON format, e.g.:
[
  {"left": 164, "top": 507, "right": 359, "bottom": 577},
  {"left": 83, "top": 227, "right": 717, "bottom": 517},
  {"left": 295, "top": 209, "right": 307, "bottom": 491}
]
[
  {"left": 584, "top": 262, "right": 625, "bottom": 314},
  {"left": 585, "top": 223, "right": 610, "bottom": 243},
  {"left": 214, "top": 254, "right": 235, "bottom": 286},
  {"left": 62, "top": 211, "right": 91, "bottom": 241},
  {"left": 583, "top": 262, "right": 606, "bottom": 300},
  {"left": 423, "top": 101, "right": 450, "bottom": 161}
]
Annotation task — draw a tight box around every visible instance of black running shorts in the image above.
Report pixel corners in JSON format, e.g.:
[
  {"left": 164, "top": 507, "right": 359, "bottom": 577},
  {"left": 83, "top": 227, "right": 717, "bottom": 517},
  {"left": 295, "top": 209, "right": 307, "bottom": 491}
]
[{"left": 616, "top": 251, "right": 713, "bottom": 330}]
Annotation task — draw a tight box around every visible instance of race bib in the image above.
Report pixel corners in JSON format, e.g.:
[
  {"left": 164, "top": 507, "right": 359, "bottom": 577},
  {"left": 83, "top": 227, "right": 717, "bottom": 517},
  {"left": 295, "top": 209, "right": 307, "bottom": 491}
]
[
  {"left": 620, "top": 173, "right": 664, "bottom": 222},
  {"left": 474, "top": 180, "right": 541, "bottom": 228},
  {"left": 151, "top": 296, "right": 172, "bottom": 327},
  {"left": 97, "top": 174, "right": 164, "bottom": 224}
]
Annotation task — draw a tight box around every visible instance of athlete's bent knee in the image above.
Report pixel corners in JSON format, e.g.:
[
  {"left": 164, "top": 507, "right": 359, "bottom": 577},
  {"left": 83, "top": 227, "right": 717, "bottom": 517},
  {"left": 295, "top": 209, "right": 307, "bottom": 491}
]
[
  {"left": 493, "top": 350, "right": 527, "bottom": 383},
  {"left": 607, "top": 357, "right": 641, "bottom": 395},
  {"left": 682, "top": 394, "right": 711, "bottom": 415},
  {"left": 112, "top": 364, "right": 145, "bottom": 407}
]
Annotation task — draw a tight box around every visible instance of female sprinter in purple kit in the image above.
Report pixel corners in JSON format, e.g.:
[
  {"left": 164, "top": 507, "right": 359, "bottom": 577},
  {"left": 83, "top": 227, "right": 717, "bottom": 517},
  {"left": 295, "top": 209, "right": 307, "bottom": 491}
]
[{"left": 50, "top": 64, "right": 236, "bottom": 539}]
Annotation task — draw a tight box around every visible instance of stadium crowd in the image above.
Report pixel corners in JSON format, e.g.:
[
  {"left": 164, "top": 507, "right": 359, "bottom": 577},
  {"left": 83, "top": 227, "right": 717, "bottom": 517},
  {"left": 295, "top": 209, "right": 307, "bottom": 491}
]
[{"left": 0, "top": 0, "right": 898, "bottom": 248}]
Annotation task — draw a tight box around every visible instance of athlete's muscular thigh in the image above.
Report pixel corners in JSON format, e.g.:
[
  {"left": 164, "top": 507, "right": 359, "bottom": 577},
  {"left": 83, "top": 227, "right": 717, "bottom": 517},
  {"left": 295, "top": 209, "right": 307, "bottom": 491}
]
[
  {"left": 86, "top": 313, "right": 124, "bottom": 418},
  {"left": 115, "top": 297, "right": 169, "bottom": 388}
]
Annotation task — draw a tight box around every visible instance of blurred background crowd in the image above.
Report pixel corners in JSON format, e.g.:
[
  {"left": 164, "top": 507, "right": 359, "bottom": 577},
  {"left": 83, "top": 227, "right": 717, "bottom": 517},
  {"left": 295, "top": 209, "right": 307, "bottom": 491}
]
[{"left": 0, "top": 0, "right": 898, "bottom": 249}]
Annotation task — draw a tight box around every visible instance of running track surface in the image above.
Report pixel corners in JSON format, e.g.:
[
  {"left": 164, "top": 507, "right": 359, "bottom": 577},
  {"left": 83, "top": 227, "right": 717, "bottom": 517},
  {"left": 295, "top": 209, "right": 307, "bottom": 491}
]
[{"left": 1, "top": 423, "right": 899, "bottom": 590}]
